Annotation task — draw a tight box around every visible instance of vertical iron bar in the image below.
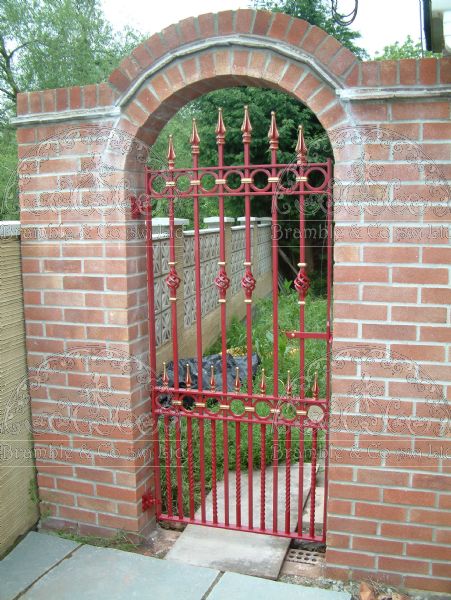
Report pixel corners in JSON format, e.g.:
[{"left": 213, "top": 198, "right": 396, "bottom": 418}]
[
  {"left": 175, "top": 416, "right": 184, "bottom": 519},
  {"left": 236, "top": 421, "right": 241, "bottom": 527},
  {"left": 163, "top": 415, "right": 173, "bottom": 517},
  {"left": 166, "top": 136, "right": 180, "bottom": 389},
  {"left": 295, "top": 126, "right": 308, "bottom": 538},
  {"left": 211, "top": 419, "right": 218, "bottom": 524},
  {"left": 144, "top": 187, "right": 162, "bottom": 517},
  {"left": 241, "top": 106, "right": 254, "bottom": 530},
  {"left": 187, "top": 416, "right": 195, "bottom": 519},
  {"left": 309, "top": 428, "right": 318, "bottom": 537},
  {"left": 272, "top": 424, "right": 279, "bottom": 533},
  {"left": 260, "top": 423, "right": 266, "bottom": 530},
  {"left": 190, "top": 121, "right": 206, "bottom": 522},
  {"left": 285, "top": 426, "right": 292, "bottom": 534},
  {"left": 268, "top": 112, "right": 280, "bottom": 535},
  {"left": 216, "top": 109, "right": 230, "bottom": 527}
]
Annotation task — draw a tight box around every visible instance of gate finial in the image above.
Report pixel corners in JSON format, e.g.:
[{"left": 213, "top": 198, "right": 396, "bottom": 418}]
[
  {"left": 190, "top": 118, "right": 200, "bottom": 154},
  {"left": 312, "top": 371, "right": 319, "bottom": 400},
  {"left": 268, "top": 111, "right": 279, "bottom": 150},
  {"left": 286, "top": 370, "right": 293, "bottom": 398},
  {"left": 259, "top": 368, "right": 267, "bottom": 395},
  {"left": 210, "top": 365, "right": 216, "bottom": 392},
  {"left": 185, "top": 363, "right": 192, "bottom": 389},
  {"left": 295, "top": 125, "right": 308, "bottom": 165},
  {"left": 215, "top": 108, "right": 226, "bottom": 144},
  {"left": 234, "top": 367, "right": 241, "bottom": 393},
  {"left": 167, "top": 134, "right": 176, "bottom": 169},
  {"left": 241, "top": 105, "right": 252, "bottom": 143}
]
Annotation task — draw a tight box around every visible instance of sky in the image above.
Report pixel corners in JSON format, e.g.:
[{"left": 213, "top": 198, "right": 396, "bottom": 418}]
[{"left": 101, "top": 0, "right": 423, "bottom": 58}]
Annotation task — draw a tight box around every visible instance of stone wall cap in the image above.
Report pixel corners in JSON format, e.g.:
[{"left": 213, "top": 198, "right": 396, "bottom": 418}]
[
  {"left": 204, "top": 217, "right": 235, "bottom": 223},
  {"left": 152, "top": 218, "right": 189, "bottom": 226}
]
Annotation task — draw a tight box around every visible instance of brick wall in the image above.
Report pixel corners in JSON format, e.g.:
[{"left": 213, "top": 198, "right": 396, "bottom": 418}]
[{"left": 13, "top": 9, "right": 450, "bottom": 593}]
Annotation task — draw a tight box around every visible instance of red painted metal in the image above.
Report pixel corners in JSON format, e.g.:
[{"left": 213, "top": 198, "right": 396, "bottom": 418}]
[{"left": 143, "top": 107, "right": 333, "bottom": 541}]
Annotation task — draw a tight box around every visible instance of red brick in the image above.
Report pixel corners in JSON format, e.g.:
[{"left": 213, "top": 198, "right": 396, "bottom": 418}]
[
  {"left": 364, "top": 246, "right": 418, "bottom": 263},
  {"left": 393, "top": 101, "right": 450, "bottom": 120},
  {"left": 69, "top": 87, "right": 82, "bottom": 110},
  {"left": 407, "top": 542, "right": 451, "bottom": 561},
  {"left": 355, "top": 502, "right": 406, "bottom": 521},
  {"left": 420, "top": 326, "right": 450, "bottom": 342},
  {"left": 380, "top": 60, "right": 398, "bottom": 86},
  {"left": 234, "top": 9, "right": 254, "bottom": 35},
  {"left": 419, "top": 57, "right": 438, "bottom": 85},
  {"left": 353, "top": 536, "right": 403, "bottom": 555},
  {"left": 357, "top": 469, "right": 410, "bottom": 488},
  {"left": 424, "top": 122, "right": 451, "bottom": 140},
  {"left": 283, "top": 18, "right": 308, "bottom": 49},
  {"left": 383, "top": 488, "right": 435, "bottom": 506},
  {"left": 334, "top": 265, "right": 388, "bottom": 283},
  {"left": 329, "top": 482, "right": 379, "bottom": 501},
  {"left": 404, "top": 575, "right": 451, "bottom": 593},
  {"left": 410, "top": 508, "right": 451, "bottom": 526},
  {"left": 315, "top": 35, "right": 342, "bottom": 65},
  {"left": 59, "top": 506, "right": 97, "bottom": 523},
  {"left": 362, "top": 323, "right": 416, "bottom": 341},
  {"left": 413, "top": 473, "right": 450, "bottom": 491},
  {"left": 64, "top": 276, "right": 104, "bottom": 291},
  {"left": 268, "top": 12, "right": 292, "bottom": 40},
  {"left": 392, "top": 305, "right": 447, "bottom": 323},
  {"left": 379, "top": 556, "right": 429, "bottom": 574},
  {"left": 57, "top": 478, "right": 94, "bottom": 495},
  {"left": 109, "top": 68, "right": 130, "bottom": 93},
  {"left": 326, "top": 549, "right": 375, "bottom": 569},
  {"left": 252, "top": 10, "right": 272, "bottom": 36},
  {"left": 390, "top": 343, "right": 444, "bottom": 362},
  {"left": 362, "top": 285, "right": 417, "bottom": 303},
  {"left": 302, "top": 26, "right": 328, "bottom": 54},
  {"left": 399, "top": 59, "right": 417, "bottom": 85},
  {"left": 361, "top": 61, "right": 380, "bottom": 86},
  {"left": 440, "top": 57, "right": 451, "bottom": 84},
  {"left": 392, "top": 267, "right": 448, "bottom": 285},
  {"left": 334, "top": 303, "right": 387, "bottom": 321}
]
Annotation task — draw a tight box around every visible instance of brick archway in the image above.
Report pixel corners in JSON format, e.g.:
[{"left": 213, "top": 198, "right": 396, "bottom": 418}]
[{"left": 15, "top": 9, "right": 451, "bottom": 593}]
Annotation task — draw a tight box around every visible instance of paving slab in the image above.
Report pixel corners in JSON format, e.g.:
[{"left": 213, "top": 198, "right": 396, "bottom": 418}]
[
  {"left": 166, "top": 524, "right": 289, "bottom": 579},
  {"left": 20, "top": 544, "right": 219, "bottom": 600},
  {"left": 207, "top": 571, "right": 351, "bottom": 600},
  {"left": 0, "top": 532, "right": 80, "bottom": 600}
]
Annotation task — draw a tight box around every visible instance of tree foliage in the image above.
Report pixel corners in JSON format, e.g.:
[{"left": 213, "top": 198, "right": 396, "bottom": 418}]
[
  {"left": 374, "top": 35, "right": 439, "bottom": 60},
  {"left": 0, "top": 0, "right": 142, "bottom": 220}
]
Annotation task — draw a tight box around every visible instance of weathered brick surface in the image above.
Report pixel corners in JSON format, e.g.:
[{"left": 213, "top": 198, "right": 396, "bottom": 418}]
[{"left": 15, "top": 8, "right": 451, "bottom": 593}]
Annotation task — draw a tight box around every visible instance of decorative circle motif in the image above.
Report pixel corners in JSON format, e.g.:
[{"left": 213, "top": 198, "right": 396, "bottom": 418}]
[
  {"left": 206, "top": 397, "right": 220, "bottom": 415},
  {"left": 230, "top": 399, "right": 245, "bottom": 416},
  {"left": 307, "top": 405, "right": 324, "bottom": 423},
  {"left": 255, "top": 400, "right": 271, "bottom": 420},
  {"left": 182, "top": 396, "right": 195, "bottom": 411},
  {"left": 280, "top": 402, "right": 296, "bottom": 421}
]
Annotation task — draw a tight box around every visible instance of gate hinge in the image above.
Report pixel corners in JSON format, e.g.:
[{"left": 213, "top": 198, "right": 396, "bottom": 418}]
[{"left": 142, "top": 490, "right": 158, "bottom": 512}]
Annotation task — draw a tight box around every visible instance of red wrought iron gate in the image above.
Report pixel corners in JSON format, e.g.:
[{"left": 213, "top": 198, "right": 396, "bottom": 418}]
[{"left": 143, "top": 107, "right": 333, "bottom": 542}]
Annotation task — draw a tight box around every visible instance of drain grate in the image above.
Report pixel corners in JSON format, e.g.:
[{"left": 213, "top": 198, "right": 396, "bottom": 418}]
[{"left": 285, "top": 548, "right": 323, "bottom": 565}]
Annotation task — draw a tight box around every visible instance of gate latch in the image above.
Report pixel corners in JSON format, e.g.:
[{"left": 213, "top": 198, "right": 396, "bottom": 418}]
[{"left": 142, "top": 490, "right": 158, "bottom": 512}]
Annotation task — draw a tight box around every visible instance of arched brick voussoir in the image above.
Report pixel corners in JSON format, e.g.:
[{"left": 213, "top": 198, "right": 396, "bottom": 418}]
[{"left": 108, "top": 9, "right": 360, "bottom": 97}]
